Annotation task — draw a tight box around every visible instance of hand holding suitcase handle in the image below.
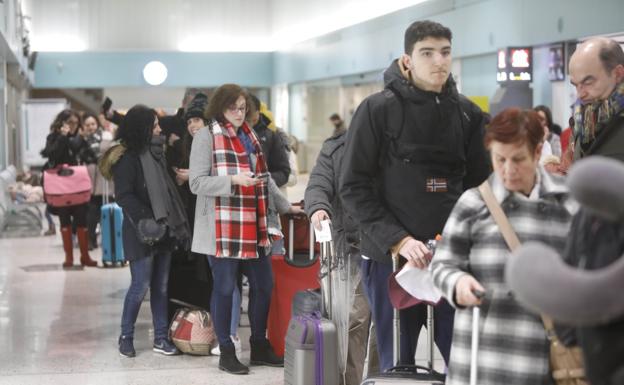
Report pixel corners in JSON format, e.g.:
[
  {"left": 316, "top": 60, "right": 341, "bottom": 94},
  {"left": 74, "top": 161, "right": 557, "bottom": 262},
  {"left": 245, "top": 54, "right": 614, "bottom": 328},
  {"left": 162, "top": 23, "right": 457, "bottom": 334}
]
[
  {"left": 455, "top": 275, "right": 486, "bottom": 307},
  {"left": 310, "top": 209, "right": 329, "bottom": 230}
]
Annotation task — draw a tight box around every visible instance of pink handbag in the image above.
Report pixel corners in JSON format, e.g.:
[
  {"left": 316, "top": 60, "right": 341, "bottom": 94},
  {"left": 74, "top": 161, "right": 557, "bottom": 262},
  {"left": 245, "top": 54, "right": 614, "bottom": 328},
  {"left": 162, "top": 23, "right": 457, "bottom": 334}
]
[{"left": 43, "top": 164, "right": 92, "bottom": 207}]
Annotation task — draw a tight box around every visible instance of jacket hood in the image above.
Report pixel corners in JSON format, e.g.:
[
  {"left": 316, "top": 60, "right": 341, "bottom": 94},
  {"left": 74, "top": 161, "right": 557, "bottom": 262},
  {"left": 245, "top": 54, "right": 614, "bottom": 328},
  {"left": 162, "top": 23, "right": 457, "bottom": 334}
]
[
  {"left": 254, "top": 113, "right": 272, "bottom": 133},
  {"left": 383, "top": 58, "right": 459, "bottom": 103},
  {"left": 98, "top": 144, "right": 126, "bottom": 180}
]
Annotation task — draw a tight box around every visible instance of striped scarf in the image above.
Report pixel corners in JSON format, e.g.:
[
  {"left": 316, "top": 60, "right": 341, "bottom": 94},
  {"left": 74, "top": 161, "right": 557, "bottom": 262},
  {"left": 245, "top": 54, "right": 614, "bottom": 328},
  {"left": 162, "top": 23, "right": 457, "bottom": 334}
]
[
  {"left": 574, "top": 81, "right": 624, "bottom": 145},
  {"left": 210, "top": 119, "right": 270, "bottom": 259}
]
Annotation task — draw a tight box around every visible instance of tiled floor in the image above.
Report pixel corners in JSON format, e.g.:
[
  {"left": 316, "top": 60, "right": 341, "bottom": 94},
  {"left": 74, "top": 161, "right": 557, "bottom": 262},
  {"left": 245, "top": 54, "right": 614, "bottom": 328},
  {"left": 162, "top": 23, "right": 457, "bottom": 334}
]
[
  {"left": 0, "top": 233, "right": 284, "bottom": 385},
  {"left": 0, "top": 174, "right": 445, "bottom": 385}
]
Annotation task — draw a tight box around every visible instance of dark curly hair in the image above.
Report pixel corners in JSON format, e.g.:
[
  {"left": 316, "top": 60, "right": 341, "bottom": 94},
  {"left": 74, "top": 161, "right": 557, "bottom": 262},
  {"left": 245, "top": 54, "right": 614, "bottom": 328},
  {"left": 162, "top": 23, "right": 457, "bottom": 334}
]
[
  {"left": 204, "top": 84, "right": 250, "bottom": 124},
  {"left": 404, "top": 20, "right": 452, "bottom": 55},
  {"left": 115, "top": 104, "right": 156, "bottom": 152},
  {"left": 49, "top": 109, "right": 81, "bottom": 133}
]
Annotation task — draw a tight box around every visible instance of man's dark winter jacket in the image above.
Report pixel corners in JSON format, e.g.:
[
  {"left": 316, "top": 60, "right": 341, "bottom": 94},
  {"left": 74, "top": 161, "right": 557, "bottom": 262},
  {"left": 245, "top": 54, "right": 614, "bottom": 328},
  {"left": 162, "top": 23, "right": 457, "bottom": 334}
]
[
  {"left": 253, "top": 114, "right": 290, "bottom": 187},
  {"left": 574, "top": 111, "right": 624, "bottom": 162},
  {"left": 305, "top": 131, "right": 359, "bottom": 255},
  {"left": 558, "top": 209, "right": 624, "bottom": 385},
  {"left": 561, "top": 108, "right": 624, "bottom": 385},
  {"left": 339, "top": 59, "right": 490, "bottom": 264}
]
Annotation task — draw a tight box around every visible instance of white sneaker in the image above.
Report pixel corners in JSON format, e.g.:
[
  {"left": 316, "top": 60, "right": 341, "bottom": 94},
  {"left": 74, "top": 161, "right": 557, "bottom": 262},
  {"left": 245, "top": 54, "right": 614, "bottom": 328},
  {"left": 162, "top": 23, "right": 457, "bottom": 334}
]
[
  {"left": 231, "top": 335, "right": 242, "bottom": 354},
  {"left": 210, "top": 336, "right": 241, "bottom": 356}
]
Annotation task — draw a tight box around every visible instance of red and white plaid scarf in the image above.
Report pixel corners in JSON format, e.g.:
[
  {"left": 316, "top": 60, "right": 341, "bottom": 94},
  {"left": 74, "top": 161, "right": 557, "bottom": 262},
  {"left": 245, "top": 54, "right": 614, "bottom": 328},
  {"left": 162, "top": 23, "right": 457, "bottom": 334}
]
[{"left": 210, "top": 119, "right": 270, "bottom": 259}]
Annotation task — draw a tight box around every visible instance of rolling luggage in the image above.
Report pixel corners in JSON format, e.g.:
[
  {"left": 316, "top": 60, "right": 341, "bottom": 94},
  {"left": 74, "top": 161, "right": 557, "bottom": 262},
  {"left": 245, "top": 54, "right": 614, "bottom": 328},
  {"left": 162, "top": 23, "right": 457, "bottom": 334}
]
[
  {"left": 100, "top": 183, "right": 125, "bottom": 267},
  {"left": 284, "top": 239, "right": 339, "bottom": 385},
  {"left": 360, "top": 257, "right": 445, "bottom": 384},
  {"left": 267, "top": 212, "right": 320, "bottom": 357},
  {"left": 280, "top": 205, "right": 320, "bottom": 260},
  {"left": 291, "top": 289, "right": 321, "bottom": 316}
]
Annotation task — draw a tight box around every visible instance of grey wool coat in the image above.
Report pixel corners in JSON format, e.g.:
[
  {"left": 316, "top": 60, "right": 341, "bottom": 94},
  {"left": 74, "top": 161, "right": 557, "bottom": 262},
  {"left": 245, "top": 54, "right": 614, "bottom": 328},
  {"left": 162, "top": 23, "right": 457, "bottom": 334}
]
[
  {"left": 431, "top": 166, "right": 578, "bottom": 385},
  {"left": 188, "top": 122, "right": 291, "bottom": 257}
]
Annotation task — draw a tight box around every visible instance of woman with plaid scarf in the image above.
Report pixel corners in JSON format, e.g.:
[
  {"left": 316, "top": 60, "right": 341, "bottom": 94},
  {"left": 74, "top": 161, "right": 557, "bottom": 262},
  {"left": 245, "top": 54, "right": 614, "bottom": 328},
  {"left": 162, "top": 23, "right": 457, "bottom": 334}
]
[{"left": 189, "top": 84, "right": 298, "bottom": 375}]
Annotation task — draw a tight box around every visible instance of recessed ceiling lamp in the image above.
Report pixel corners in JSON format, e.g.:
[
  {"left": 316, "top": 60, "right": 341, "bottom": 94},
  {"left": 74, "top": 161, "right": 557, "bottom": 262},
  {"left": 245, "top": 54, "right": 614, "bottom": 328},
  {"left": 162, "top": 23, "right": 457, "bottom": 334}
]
[{"left": 143, "top": 61, "right": 168, "bottom": 86}]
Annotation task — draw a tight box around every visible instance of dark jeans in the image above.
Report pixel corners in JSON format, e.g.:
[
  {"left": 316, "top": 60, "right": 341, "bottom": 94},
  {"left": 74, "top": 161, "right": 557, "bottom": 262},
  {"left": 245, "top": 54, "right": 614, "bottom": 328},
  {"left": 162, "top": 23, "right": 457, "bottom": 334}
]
[
  {"left": 208, "top": 249, "right": 273, "bottom": 348},
  {"left": 57, "top": 203, "right": 88, "bottom": 227},
  {"left": 361, "top": 259, "right": 453, "bottom": 372},
  {"left": 87, "top": 195, "right": 104, "bottom": 245},
  {"left": 120, "top": 251, "right": 172, "bottom": 341}
]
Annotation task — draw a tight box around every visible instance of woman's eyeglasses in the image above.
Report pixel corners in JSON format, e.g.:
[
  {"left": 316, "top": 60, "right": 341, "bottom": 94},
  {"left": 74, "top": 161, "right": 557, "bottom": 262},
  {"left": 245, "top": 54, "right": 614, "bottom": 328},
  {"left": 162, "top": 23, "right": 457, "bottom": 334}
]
[{"left": 227, "top": 105, "right": 247, "bottom": 114}]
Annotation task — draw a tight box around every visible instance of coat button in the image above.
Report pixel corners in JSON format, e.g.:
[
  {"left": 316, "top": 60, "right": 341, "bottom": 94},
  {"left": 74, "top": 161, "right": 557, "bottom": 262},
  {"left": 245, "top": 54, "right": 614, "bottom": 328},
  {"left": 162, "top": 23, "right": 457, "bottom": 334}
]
[{"left": 538, "top": 202, "right": 547, "bottom": 212}]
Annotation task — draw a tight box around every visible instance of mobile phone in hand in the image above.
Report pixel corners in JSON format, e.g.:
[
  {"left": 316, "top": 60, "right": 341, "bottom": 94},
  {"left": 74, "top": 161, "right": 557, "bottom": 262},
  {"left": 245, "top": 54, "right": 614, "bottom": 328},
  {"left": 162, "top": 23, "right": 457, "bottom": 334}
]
[{"left": 102, "top": 97, "right": 112, "bottom": 113}]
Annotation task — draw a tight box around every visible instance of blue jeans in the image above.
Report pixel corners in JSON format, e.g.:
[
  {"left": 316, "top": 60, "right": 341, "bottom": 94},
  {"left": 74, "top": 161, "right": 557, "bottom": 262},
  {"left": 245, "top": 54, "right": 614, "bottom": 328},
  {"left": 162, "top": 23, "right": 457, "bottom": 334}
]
[
  {"left": 361, "top": 259, "right": 453, "bottom": 372},
  {"left": 230, "top": 284, "right": 241, "bottom": 336},
  {"left": 208, "top": 250, "right": 273, "bottom": 348},
  {"left": 120, "top": 251, "right": 172, "bottom": 341}
]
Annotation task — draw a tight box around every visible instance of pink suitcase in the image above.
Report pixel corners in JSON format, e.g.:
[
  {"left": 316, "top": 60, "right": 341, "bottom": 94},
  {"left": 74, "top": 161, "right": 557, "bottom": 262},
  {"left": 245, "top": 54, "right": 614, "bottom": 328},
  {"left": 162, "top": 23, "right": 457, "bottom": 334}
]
[{"left": 43, "top": 165, "right": 92, "bottom": 207}]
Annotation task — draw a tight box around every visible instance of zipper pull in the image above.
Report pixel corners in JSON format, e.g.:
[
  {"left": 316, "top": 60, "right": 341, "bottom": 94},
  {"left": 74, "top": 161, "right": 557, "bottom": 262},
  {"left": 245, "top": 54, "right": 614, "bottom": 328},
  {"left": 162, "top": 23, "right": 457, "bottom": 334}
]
[{"left": 435, "top": 96, "right": 440, "bottom": 104}]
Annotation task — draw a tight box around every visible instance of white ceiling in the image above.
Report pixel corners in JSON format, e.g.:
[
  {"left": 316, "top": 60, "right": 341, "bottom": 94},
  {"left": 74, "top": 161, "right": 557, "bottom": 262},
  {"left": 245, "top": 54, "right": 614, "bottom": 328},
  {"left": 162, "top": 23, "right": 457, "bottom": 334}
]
[{"left": 22, "top": 0, "right": 428, "bottom": 52}]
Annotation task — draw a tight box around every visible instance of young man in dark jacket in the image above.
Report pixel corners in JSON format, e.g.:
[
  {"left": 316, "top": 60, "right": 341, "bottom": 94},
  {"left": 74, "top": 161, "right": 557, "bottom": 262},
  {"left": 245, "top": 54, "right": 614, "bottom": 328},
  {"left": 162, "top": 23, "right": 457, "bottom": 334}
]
[
  {"left": 248, "top": 95, "right": 291, "bottom": 187},
  {"left": 339, "top": 20, "right": 490, "bottom": 371}
]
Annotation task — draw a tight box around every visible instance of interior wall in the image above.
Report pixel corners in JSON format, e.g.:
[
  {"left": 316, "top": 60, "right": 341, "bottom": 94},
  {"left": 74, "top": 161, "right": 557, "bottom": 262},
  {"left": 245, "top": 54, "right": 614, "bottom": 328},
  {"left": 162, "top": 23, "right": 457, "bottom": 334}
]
[{"left": 103, "top": 87, "right": 187, "bottom": 113}]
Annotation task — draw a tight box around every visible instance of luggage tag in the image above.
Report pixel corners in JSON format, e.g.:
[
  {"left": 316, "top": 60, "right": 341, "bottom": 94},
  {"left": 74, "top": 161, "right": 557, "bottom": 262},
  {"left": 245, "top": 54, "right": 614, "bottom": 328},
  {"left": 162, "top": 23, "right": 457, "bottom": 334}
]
[{"left": 314, "top": 219, "right": 332, "bottom": 243}]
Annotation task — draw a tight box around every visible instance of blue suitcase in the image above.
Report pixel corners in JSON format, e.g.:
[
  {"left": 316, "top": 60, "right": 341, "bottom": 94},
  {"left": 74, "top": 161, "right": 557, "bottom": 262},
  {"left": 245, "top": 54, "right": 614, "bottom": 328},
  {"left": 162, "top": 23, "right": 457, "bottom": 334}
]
[{"left": 101, "top": 202, "right": 125, "bottom": 267}]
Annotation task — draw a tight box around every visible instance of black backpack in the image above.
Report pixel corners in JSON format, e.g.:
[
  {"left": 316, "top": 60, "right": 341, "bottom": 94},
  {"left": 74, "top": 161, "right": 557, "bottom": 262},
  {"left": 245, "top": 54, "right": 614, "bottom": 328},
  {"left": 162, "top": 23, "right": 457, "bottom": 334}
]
[{"left": 377, "top": 87, "right": 477, "bottom": 169}]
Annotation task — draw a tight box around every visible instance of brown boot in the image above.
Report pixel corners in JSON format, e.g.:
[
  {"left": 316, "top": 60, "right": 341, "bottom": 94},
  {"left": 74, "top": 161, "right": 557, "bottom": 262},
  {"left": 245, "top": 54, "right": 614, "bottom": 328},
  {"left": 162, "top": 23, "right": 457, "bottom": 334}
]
[
  {"left": 77, "top": 227, "right": 98, "bottom": 267},
  {"left": 61, "top": 226, "right": 74, "bottom": 268}
]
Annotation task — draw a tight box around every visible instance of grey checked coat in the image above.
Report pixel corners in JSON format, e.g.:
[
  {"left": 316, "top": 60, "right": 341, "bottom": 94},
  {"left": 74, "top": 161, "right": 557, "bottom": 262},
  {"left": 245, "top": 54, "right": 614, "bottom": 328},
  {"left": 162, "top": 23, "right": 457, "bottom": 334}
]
[{"left": 431, "top": 167, "right": 578, "bottom": 385}]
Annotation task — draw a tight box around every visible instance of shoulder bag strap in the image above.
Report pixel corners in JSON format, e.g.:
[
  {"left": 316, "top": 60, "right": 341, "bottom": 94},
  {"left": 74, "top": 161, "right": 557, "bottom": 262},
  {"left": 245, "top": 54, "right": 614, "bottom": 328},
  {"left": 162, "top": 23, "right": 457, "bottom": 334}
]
[{"left": 477, "top": 180, "right": 555, "bottom": 332}]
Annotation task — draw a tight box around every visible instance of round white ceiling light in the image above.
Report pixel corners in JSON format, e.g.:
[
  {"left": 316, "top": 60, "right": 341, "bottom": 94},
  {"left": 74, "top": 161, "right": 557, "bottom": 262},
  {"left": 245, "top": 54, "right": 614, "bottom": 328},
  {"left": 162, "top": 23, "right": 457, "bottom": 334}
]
[{"left": 143, "top": 61, "right": 168, "bottom": 86}]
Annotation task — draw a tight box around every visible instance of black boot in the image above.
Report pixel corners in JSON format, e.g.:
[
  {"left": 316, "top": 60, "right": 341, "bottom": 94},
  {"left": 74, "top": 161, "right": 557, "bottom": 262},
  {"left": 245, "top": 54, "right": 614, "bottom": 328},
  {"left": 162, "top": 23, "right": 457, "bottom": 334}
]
[
  {"left": 250, "top": 339, "right": 284, "bottom": 367},
  {"left": 218, "top": 344, "right": 249, "bottom": 375}
]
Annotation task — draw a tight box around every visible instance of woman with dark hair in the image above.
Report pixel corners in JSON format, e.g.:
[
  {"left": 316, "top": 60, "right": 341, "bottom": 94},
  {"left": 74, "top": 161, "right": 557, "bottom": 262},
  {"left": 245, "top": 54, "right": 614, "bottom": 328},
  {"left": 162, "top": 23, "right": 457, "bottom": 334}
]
[
  {"left": 41, "top": 109, "right": 98, "bottom": 268},
  {"left": 165, "top": 93, "right": 215, "bottom": 326},
  {"left": 189, "top": 84, "right": 294, "bottom": 374},
  {"left": 99, "top": 104, "right": 190, "bottom": 358},
  {"left": 79, "top": 112, "right": 113, "bottom": 250},
  {"left": 431, "top": 108, "right": 576, "bottom": 385},
  {"left": 534, "top": 105, "right": 562, "bottom": 157}
]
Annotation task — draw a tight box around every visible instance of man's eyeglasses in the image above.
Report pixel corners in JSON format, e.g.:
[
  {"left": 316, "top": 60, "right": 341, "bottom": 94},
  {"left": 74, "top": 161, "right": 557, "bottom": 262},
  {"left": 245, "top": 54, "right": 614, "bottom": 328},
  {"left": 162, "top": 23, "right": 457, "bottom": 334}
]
[{"left": 227, "top": 105, "right": 247, "bottom": 114}]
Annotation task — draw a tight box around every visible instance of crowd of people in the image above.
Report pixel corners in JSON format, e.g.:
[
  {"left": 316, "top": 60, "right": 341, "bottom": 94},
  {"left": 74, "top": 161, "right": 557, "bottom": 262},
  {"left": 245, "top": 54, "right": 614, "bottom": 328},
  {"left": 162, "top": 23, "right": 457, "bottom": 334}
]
[{"left": 33, "top": 18, "right": 624, "bottom": 385}]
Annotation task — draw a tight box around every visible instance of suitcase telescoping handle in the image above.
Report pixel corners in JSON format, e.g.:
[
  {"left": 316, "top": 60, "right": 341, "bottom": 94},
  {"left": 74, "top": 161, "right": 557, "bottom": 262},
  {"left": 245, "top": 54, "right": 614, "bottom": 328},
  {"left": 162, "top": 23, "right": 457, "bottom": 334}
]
[
  {"left": 391, "top": 256, "right": 437, "bottom": 370},
  {"left": 103, "top": 179, "right": 110, "bottom": 205},
  {"left": 319, "top": 235, "right": 334, "bottom": 320},
  {"left": 392, "top": 256, "right": 401, "bottom": 366},
  {"left": 470, "top": 289, "right": 485, "bottom": 385},
  {"left": 286, "top": 214, "right": 315, "bottom": 262}
]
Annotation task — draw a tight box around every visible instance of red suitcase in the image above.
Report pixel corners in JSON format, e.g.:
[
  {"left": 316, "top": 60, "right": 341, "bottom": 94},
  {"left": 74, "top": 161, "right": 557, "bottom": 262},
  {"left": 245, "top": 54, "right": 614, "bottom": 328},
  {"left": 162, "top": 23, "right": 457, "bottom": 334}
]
[{"left": 267, "top": 212, "right": 320, "bottom": 357}]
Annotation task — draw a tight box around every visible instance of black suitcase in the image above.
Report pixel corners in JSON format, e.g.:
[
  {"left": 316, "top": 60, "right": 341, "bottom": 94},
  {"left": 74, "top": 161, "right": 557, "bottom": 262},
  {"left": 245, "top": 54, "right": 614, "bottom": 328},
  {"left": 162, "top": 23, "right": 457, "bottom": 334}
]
[
  {"left": 291, "top": 289, "right": 321, "bottom": 316},
  {"left": 361, "top": 258, "right": 445, "bottom": 384}
]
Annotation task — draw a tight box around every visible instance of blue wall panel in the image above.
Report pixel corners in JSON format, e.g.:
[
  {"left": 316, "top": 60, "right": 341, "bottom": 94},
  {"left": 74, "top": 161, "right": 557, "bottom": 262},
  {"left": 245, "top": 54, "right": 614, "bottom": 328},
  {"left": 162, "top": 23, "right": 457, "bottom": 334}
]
[
  {"left": 33, "top": 0, "right": 623, "bottom": 96},
  {"left": 35, "top": 52, "right": 274, "bottom": 88}
]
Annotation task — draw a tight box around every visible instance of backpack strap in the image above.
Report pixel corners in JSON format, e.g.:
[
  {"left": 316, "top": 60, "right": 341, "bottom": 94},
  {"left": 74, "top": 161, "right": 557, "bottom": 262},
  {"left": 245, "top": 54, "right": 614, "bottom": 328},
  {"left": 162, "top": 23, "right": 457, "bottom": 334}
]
[{"left": 378, "top": 88, "right": 405, "bottom": 167}]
